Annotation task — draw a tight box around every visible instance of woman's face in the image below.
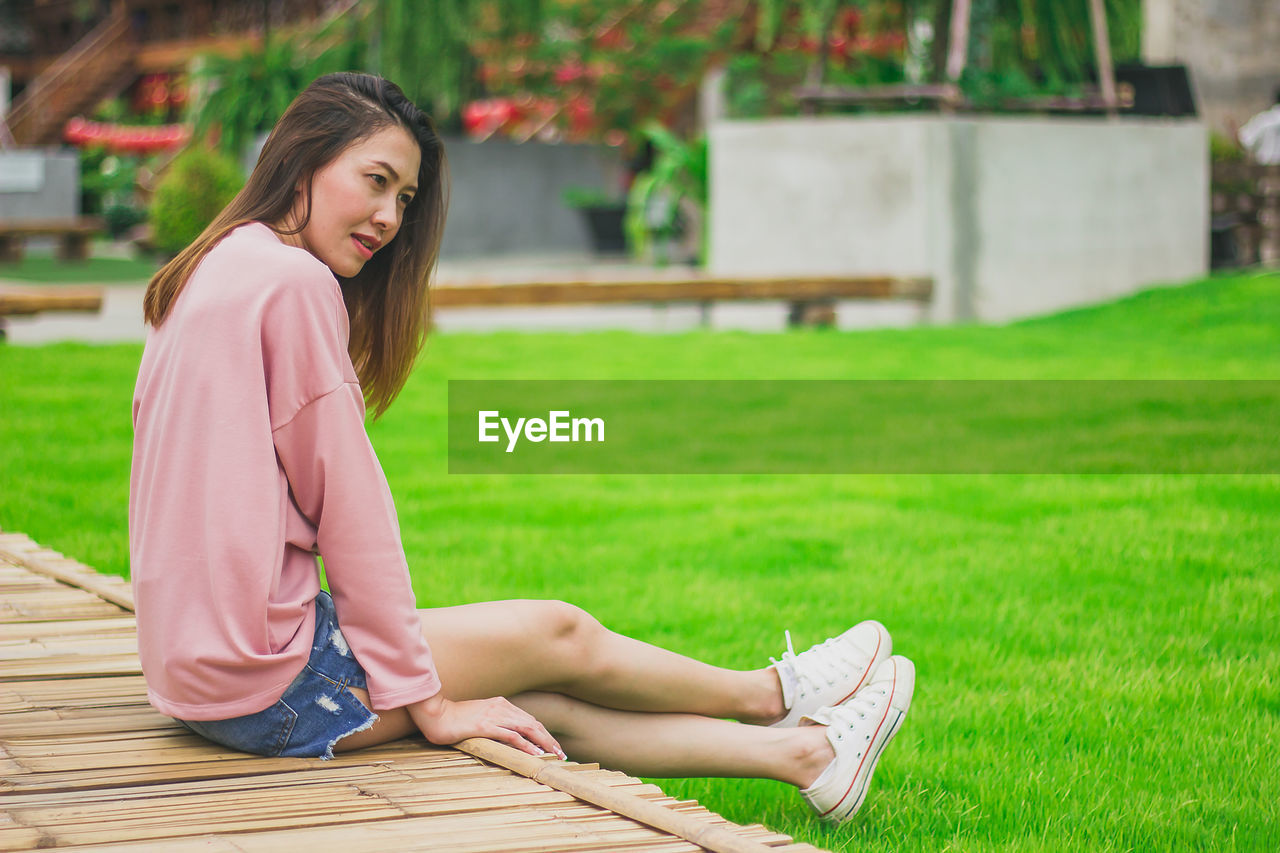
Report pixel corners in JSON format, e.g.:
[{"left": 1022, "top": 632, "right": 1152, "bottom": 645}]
[{"left": 285, "top": 124, "right": 421, "bottom": 278}]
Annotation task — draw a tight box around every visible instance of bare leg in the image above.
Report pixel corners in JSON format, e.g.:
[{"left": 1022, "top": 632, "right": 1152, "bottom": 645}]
[
  {"left": 415, "top": 599, "right": 785, "bottom": 722},
  {"left": 340, "top": 685, "right": 834, "bottom": 787},
  {"left": 337, "top": 599, "right": 790, "bottom": 757},
  {"left": 510, "top": 691, "right": 833, "bottom": 786}
]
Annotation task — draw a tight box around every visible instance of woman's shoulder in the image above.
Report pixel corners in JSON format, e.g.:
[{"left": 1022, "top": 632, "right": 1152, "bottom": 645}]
[
  {"left": 181, "top": 221, "right": 343, "bottom": 327},
  {"left": 171, "top": 223, "right": 350, "bottom": 363},
  {"left": 204, "top": 221, "right": 337, "bottom": 293}
]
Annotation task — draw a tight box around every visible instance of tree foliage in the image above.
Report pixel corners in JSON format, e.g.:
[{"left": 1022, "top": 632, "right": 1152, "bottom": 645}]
[
  {"left": 187, "top": 0, "right": 1146, "bottom": 151},
  {"left": 191, "top": 19, "right": 365, "bottom": 160},
  {"left": 371, "top": 0, "right": 544, "bottom": 125}
]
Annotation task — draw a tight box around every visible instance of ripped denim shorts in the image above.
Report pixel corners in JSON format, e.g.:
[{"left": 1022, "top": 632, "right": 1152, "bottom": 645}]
[{"left": 178, "top": 591, "right": 378, "bottom": 759}]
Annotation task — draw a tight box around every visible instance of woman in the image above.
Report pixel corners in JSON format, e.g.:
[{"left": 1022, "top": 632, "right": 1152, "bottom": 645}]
[{"left": 129, "top": 72, "right": 914, "bottom": 824}]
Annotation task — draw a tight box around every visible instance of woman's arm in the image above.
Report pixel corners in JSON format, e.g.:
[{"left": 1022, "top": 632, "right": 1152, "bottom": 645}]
[{"left": 263, "top": 272, "right": 561, "bottom": 756}]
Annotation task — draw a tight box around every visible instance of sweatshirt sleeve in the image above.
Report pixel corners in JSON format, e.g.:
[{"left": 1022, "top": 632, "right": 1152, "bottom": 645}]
[
  {"left": 273, "top": 387, "right": 441, "bottom": 709},
  {"left": 264, "top": 270, "right": 440, "bottom": 710}
]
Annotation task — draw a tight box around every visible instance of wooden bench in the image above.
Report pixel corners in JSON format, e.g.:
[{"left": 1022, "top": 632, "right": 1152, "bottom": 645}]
[
  {"left": 431, "top": 275, "right": 934, "bottom": 327},
  {"left": 0, "top": 217, "right": 105, "bottom": 263},
  {"left": 0, "top": 287, "right": 104, "bottom": 339}
]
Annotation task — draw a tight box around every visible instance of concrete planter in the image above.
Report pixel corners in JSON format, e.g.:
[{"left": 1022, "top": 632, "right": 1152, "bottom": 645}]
[{"left": 708, "top": 115, "right": 1208, "bottom": 324}]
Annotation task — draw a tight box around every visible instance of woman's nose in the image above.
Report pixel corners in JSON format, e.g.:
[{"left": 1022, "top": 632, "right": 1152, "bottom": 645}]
[{"left": 371, "top": 199, "right": 398, "bottom": 234}]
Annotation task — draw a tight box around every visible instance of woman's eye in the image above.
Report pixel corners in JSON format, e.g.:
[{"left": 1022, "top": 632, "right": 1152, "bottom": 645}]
[
  {"left": 370, "top": 174, "right": 387, "bottom": 186},
  {"left": 399, "top": 194, "right": 414, "bottom": 206}
]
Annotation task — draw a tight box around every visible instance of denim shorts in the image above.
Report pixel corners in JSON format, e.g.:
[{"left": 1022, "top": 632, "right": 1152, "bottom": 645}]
[{"left": 178, "top": 591, "right": 378, "bottom": 759}]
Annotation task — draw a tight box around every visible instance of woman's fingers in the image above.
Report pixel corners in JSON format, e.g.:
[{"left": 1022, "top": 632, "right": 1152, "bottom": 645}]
[
  {"left": 489, "top": 723, "right": 557, "bottom": 757},
  {"left": 489, "top": 701, "right": 564, "bottom": 758},
  {"left": 506, "top": 716, "right": 565, "bottom": 759},
  {"left": 409, "top": 695, "right": 565, "bottom": 759}
]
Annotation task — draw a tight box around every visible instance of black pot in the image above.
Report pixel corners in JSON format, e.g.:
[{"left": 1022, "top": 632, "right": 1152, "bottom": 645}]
[{"left": 579, "top": 204, "right": 627, "bottom": 254}]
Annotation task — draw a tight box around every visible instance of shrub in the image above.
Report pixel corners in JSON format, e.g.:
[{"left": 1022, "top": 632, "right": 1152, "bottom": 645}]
[
  {"left": 103, "top": 203, "right": 148, "bottom": 239},
  {"left": 149, "top": 147, "right": 244, "bottom": 255}
]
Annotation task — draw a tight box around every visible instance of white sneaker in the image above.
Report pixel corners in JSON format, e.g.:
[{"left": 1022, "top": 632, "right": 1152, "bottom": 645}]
[
  {"left": 770, "top": 621, "right": 891, "bottom": 727},
  {"left": 800, "top": 655, "right": 915, "bottom": 823}
]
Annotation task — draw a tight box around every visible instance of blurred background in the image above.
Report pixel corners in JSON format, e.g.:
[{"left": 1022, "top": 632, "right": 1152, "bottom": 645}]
[{"left": 1, "top": 0, "right": 1278, "bottom": 337}]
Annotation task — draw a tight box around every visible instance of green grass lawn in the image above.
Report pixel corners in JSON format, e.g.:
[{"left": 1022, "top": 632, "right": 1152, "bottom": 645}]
[
  {"left": 0, "top": 251, "right": 159, "bottom": 283},
  {"left": 1, "top": 270, "right": 1277, "bottom": 851}
]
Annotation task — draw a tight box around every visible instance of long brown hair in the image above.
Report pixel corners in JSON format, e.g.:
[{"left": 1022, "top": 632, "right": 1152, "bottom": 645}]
[{"left": 144, "top": 72, "right": 448, "bottom": 418}]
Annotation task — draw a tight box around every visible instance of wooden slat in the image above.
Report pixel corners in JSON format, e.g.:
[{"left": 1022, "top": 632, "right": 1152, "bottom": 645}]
[
  {"left": 0, "top": 536, "right": 132, "bottom": 610},
  {"left": 0, "top": 617, "right": 137, "bottom": 640},
  {"left": 37, "top": 811, "right": 715, "bottom": 853}
]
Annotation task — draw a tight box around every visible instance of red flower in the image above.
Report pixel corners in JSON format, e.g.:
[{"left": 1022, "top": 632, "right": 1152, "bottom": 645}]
[
  {"left": 566, "top": 95, "right": 594, "bottom": 135},
  {"left": 554, "top": 60, "right": 586, "bottom": 85},
  {"left": 594, "top": 28, "right": 625, "bottom": 50},
  {"left": 461, "top": 98, "right": 523, "bottom": 138}
]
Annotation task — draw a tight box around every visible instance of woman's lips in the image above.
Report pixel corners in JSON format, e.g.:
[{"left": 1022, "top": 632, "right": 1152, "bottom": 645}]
[{"left": 352, "top": 235, "right": 374, "bottom": 260}]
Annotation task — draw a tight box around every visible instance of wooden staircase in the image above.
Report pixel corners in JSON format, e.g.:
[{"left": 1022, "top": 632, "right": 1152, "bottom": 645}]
[{"left": 6, "top": 8, "right": 136, "bottom": 147}]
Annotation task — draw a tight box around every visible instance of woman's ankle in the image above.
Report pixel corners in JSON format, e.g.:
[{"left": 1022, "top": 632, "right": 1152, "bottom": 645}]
[
  {"left": 737, "top": 667, "right": 788, "bottom": 726},
  {"left": 790, "top": 725, "right": 836, "bottom": 789}
]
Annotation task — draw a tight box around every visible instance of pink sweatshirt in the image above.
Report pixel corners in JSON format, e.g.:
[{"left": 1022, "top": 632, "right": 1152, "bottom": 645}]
[{"left": 129, "top": 221, "right": 440, "bottom": 720}]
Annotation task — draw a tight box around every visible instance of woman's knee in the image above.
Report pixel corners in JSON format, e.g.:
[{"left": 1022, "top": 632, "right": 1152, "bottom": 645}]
[{"left": 535, "top": 600, "right": 605, "bottom": 675}]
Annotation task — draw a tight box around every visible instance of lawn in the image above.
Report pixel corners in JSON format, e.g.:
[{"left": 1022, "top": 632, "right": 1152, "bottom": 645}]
[
  {"left": 1, "top": 270, "right": 1277, "bottom": 852},
  {"left": 0, "top": 251, "right": 159, "bottom": 283}
]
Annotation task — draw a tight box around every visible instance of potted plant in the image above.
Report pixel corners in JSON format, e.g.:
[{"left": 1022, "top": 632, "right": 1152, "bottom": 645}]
[
  {"left": 625, "top": 123, "right": 707, "bottom": 266},
  {"left": 562, "top": 186, "right": 628, "bottom": 254}
]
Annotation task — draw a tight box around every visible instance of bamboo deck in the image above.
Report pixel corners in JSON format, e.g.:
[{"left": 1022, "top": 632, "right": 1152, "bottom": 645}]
[{"left": 0, "top": 532, "right": 826, "bottom": 852}]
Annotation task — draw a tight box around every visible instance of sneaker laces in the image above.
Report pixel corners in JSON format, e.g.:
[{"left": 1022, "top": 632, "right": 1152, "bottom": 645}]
[
  {"left": 806, "top": 686, "right": 888, "bottom": 736},
  {"left": 770, "top": 630, "right": 858, "bottom": 702},
  {"left": 837, "top": 685, "right": 887, "bottom": 722}
]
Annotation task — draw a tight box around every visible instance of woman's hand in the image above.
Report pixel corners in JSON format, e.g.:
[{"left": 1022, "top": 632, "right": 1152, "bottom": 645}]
[{"left": 407, "top": 693, "right": 565, "bottom": 759}]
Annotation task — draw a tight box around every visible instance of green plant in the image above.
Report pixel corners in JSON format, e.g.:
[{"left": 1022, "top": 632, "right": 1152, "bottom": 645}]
[
  {"left": 561, "top": 186, "right": 624, "bottom": 209},
  {"left": 371, "top": 0, "right": 529, "bottom": 127},
  {"left": 1210, "top": 131, "right": 1246, "bottom": 163},
  {"left": 149, "top": 147, "right": 244, "bottom": 256},
  {"left": 956, "top": 0, "right": 1143, "bottom": 103},
  {"left": 79, "top": 149, "right": 142, "bottom": 216},
  {"left": 735, "top": 0, "right": 1144, "bottom": 118},
  {"left": 102, "top": 203, "right": 148, "bottom": 239},
  {"left": 625, "top": 123, "right": 707, "bottom": 265},
  {"left": 727, "top": 2, "right": 914, "bottom": 119}
]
